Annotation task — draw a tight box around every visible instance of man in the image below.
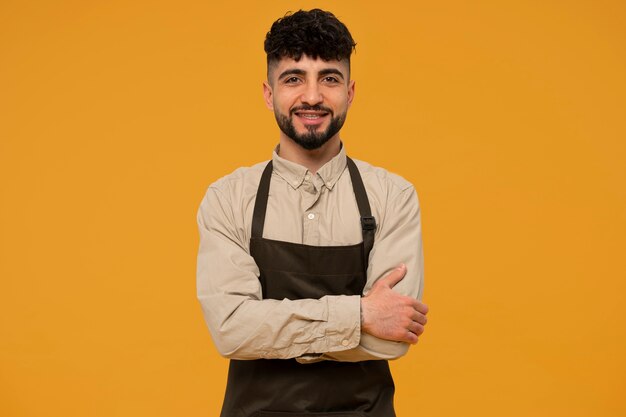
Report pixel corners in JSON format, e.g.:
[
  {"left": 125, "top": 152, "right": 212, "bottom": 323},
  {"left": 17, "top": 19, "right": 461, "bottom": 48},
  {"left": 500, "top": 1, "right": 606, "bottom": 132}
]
[{"left": 197, "top": 9, "right": 428, "bottom": 417}]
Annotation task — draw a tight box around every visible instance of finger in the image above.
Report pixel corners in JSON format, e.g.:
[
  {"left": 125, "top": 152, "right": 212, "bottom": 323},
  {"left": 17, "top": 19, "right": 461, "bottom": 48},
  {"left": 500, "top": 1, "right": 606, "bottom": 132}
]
[
  {"left": 408, "top": 321, "right": 425, "bottom": 336},
  {"left": 412, "top": 311, "right": 427, "bottom": 326},
  {"left": 414, "top": 301, "right": 429, "bottom": 315},
  {"left": 377, "top": 264, "right": 407, "bottom": 289},
  {"left": 405, "top": 330, "right": 419, "bottom": 344}
]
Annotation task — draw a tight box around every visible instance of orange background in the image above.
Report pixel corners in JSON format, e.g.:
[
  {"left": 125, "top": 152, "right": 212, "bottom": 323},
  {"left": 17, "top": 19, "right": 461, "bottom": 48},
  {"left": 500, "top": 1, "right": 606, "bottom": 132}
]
[{"left": 1, "top": 1, "right": 625, "bottom": 416}]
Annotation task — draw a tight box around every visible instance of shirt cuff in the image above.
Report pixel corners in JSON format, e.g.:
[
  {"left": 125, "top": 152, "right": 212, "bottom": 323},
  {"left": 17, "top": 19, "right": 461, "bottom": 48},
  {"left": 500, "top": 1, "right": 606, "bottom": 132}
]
[{"left": 323, "top": 294, "right": 361, "bottom": 352}]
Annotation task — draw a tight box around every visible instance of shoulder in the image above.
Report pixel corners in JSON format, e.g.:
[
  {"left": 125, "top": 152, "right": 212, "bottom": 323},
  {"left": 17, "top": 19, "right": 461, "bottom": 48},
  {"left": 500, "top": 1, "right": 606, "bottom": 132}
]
[
  {"left": 199, "top": 160, "right": 269, "bottom": 218},
  {"left": 198, "top": 161, "right": 270, "bottom": 240},
  {"left": 208, "top": 160, "right": 269, "bottom": 194},
  {"left": 349, "top": 158, "right": 419, "bottom": 236},
  {"left": 349, "top": 159, "right": 420, "bottom": 236},
  {"left": 350, "top": 158, "right": 415, "bottom": 198}
]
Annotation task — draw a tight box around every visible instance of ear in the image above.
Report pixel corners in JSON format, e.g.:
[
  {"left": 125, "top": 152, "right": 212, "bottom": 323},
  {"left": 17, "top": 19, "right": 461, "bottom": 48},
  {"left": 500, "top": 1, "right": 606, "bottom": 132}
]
[
  {"left": 347, "top": 79, "right": 355, "bottom": 108},
  {"left": 263, "top": 81, "right": 274, "bottom": 110}
]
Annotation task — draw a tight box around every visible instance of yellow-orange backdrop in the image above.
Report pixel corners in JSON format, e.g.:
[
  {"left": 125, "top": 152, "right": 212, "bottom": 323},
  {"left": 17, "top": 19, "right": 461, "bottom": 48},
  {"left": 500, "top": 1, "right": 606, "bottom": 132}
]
[{"left": 1, "top": 1, "right": 625, "bottom": 416}]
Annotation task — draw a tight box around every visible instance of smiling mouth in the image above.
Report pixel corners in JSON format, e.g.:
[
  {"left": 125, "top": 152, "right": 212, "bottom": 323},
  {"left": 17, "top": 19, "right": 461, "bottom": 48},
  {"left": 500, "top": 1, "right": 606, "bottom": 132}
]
[
  {"left": 294, "top": 111, "right": 329, "bottom": 119},
  {"left": 292, "top": 105, "right": 333, "bottom": 119}
]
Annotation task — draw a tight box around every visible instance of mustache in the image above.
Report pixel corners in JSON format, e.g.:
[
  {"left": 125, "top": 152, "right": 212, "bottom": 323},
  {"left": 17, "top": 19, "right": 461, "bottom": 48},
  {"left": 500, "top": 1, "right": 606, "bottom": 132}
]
[{"left": 290, "top": 105, "right": 333, "bottom": 115}]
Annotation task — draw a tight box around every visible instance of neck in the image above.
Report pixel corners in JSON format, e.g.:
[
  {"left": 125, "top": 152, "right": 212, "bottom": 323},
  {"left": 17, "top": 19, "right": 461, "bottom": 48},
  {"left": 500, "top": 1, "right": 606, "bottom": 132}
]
[{"left": 278, "top": 135, "right": 341, "bottom": 175}]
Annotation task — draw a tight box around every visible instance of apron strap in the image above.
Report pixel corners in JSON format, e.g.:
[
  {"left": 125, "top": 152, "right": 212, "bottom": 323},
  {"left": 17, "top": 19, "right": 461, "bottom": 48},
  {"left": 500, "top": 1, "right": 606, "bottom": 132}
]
[
  {"left": 251, "top": 160, "right": 273, "bottom": 239},
  {"left": 251, "top": 157, "right": 376, "bottom": 267},
  {"left": 346, "top": 157, "right": 376, "bottom": 270}
]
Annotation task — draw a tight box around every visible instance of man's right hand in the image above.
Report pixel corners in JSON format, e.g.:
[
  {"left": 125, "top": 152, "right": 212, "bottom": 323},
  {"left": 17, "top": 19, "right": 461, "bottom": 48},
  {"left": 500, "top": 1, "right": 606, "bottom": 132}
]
[{"left": 360, "top": 264, "right": 428, "bottom": 344}]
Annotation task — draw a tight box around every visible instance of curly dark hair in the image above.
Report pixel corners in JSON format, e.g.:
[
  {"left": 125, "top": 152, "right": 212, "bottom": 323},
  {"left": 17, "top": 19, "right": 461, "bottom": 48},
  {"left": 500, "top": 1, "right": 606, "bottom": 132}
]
[{"left": 264, "top": 9, "right": 356, "bottom": 69}]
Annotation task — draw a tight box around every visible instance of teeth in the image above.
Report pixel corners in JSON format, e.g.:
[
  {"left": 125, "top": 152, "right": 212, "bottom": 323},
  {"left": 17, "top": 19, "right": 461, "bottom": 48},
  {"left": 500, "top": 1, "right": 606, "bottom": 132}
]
[{"left": 300, "top": 114, "right": 322, "bottom": 119}]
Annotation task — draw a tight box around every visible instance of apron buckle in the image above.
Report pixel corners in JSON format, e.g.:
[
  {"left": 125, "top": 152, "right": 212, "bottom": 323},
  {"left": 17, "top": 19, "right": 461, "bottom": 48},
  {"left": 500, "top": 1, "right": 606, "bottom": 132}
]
[{"left": 361, "top": 216, "right": 377, "bottom": 231}]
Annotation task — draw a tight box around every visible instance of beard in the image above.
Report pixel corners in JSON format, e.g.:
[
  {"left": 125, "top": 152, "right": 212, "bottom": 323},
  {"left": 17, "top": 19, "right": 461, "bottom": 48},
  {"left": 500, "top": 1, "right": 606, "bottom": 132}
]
[{"left": 275, "top": 105, "right": 347, "bottom": 150}]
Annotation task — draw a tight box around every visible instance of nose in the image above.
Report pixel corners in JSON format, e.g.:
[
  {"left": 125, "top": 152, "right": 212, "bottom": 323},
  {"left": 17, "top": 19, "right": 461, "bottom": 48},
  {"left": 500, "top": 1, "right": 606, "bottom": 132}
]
[{"left": 301, "top": 81, "right": 323, "bottom": 105}]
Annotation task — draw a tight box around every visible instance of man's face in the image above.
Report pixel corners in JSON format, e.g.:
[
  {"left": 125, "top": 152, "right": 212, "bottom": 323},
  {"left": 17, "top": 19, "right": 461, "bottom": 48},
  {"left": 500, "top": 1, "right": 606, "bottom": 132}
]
[{"left": 263, "top": 55, "right": 355, "bottom": 150}]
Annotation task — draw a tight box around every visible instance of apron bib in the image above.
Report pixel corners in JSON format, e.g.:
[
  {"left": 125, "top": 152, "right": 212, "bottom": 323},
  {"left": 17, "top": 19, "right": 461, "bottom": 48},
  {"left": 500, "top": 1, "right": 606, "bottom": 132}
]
[{"left": 219, "top": 158, "right": 395, "bottom": 417}]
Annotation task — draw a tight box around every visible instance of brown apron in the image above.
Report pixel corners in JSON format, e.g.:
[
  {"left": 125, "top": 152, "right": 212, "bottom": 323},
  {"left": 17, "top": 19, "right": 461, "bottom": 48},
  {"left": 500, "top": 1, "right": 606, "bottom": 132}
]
[{"left": 219, "top": 157, "right": 396, "bottom": 417}]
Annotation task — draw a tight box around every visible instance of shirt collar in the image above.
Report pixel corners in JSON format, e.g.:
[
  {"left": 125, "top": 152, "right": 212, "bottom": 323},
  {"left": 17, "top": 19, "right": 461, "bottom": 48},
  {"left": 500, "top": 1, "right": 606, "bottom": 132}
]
[{"left": 272, "top": 143, "right": 348, "bottom": 190}]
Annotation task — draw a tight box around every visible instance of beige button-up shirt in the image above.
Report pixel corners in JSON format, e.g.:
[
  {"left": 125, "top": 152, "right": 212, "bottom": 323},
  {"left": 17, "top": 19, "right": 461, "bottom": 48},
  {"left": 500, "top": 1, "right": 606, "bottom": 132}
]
[{"left": 196, "top": 145, "right": 423, "bottom": 363}]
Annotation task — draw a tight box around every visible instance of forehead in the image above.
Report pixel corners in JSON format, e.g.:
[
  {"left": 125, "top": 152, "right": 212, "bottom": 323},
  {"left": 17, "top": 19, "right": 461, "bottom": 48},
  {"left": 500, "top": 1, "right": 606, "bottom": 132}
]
[{"left": 269, "top": 55, "right": 350, "bottom": 79}]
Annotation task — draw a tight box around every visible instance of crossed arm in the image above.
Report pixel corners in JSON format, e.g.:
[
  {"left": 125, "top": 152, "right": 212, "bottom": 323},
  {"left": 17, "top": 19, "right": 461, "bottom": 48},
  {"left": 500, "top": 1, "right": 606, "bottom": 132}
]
[{"left": 196, "top": 185, "right": 428, "bottom": 362}]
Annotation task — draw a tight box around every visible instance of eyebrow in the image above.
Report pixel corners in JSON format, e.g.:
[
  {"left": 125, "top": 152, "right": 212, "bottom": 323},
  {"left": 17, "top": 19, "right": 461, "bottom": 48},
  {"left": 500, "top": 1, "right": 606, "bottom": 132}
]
[
  {"left": 277, "top": 67, "right": 346, "bottom": 81},
  {"left": 318, "top": 68, "right": 345, "bottom": 80},
  {"left": 278, "top": 68, "right": 306, "bottom": 79}
]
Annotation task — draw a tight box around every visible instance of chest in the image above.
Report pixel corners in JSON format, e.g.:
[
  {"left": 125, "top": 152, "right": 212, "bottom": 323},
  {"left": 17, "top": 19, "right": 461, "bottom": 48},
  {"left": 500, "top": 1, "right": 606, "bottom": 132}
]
[{"left": 248, "top": 174, "right": 364, "bottom": 247}]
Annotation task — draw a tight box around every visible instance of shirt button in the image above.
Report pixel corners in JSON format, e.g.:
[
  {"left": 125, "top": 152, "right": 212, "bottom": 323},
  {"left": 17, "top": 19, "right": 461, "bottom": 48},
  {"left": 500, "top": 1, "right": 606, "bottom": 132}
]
[
  {"left": 341, "top": 339, "right": 349, "bottom": 347},
  {"left": 305, "top": 175, "right": 310, "bottom": 181},
  {"left": 307, "top": 213, "right": 315, "bottom": 220}
]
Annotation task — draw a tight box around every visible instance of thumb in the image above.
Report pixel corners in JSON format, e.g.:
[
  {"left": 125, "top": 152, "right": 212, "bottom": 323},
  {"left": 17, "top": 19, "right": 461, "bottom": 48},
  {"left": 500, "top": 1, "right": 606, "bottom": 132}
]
[{"left": 376, "top": 264, "right": 406, "bottom": 289}]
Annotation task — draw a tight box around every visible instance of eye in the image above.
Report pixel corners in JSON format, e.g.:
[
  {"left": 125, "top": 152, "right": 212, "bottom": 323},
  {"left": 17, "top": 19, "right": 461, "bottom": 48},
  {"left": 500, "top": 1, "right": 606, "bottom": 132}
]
[
  {"left": 323, "top": 76, "right": 339, "bottom": 83},
  {"left": 284, "top": 76, "right": 301, "bottom": 84}
]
